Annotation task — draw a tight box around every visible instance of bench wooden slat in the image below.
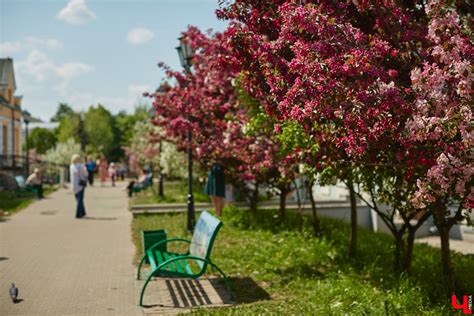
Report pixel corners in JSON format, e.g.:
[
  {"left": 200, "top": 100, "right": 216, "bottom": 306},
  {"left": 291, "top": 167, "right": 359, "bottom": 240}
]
[
  {"left": 155, "top": 251, "right": 173, "bottom": 271},
  {"left": 149, "top": 249, "right": 158, "bottom": 271},
  {"left": 177, "top": 254, "right": 194, "bottom": 275},
  {"left": 171, "top": 253, "right": 194, "bottom": 275},
  {"left": 162, "top": 252, "right": 182, "bottom": 273}
]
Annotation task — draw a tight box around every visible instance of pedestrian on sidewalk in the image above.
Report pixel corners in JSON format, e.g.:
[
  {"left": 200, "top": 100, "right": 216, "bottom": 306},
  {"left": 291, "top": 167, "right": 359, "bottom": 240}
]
[
  {"left": 97, "top": 155, "right": 108, "bottom": 186},
  {"left": 117, "top": 160, "right": 127, "bottom": 181},
  {"left": 70, "top": 154, "right": 88, "bottom": 218},
  {"left": 204, "top": 163, "right": 226, "bottom": 216},
  {"left": 108, "top": 162, "right": 117, "bottom": 187},
  {"left": 85, "top": 156, "right": 96, "bottom": 186}
]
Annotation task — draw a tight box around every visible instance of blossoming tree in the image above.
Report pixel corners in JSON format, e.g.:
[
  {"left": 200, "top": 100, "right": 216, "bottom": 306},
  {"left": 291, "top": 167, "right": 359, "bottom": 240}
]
[
  {"left": 406, "top": 0, "right": 473, "bottom": 291},
  {"left": 217, "top": 0, "right": 472, "bottom": 278},
  {"left": 151, "top": 27, "right": 296, "bottom": 217}
]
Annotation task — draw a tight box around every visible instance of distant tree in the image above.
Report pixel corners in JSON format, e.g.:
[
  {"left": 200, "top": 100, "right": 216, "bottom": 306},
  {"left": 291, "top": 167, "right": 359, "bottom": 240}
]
[
  {"left": 114, "top": 105, "right": 150, "bottom": 147},
  {"left": 126, "top": 120, "right": 161, "bottom": 170},
  {"left": 57, "top": 113, "right": 81, "bottom": 143},
  {"left": 43, "top": 138, "right": 82, "bottom": 166},
  {"left": 160, "top": 141, "right": 187, "bottom": 179},
  {"left": 27, "top": 128, "right": 57, "bottom": 154},
  {"left": 56, "top": 113, "right": 88, "bottom": 151},
  {"left": 108, "top": 105, "right": 150, "bottom": 162},
  {"left": 50, "top": 103, "right": 75, "bottom": 122},
  {"left": 84, "top": 104, "right": 114, "bottom": 157}
]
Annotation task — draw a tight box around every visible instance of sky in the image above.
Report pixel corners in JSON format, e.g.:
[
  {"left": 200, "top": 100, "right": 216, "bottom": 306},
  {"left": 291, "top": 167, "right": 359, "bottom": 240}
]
[{"left": 0, "top": 0, "right": 228, "bottom": 121}]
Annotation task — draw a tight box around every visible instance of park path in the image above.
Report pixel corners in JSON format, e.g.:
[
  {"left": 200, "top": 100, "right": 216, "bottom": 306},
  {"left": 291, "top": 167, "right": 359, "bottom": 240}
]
[{"left": 0, "top": 183, "right": 142, "bottom": 315}]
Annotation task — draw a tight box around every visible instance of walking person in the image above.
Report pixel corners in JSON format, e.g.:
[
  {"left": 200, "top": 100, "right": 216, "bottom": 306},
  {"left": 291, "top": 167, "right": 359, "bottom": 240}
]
[
  {"left": 204, "top": 163, "right": 226, "bottom": 216},
  {"left": 85, "top": 156, "right": 96, "bottom": 186},
  {"left": 108, "top": 162, "right": 117, "bottom": 187},
  {"left": 70, "top": 154, "right": 88, "bottom": 219},
  {"left": 97, "top": 156, "right": 108, "bottom": 186},
  {"left": 117, "top": 161, "right": 127, "bottom": 181}
]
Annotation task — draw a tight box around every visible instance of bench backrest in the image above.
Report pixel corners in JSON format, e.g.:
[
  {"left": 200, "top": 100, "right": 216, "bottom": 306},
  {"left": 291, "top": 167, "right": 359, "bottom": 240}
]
[
  {"left": 189, "top": 211, "right": 222, "bottom": 269},
  {"left": 15, "top": 175, "right": 26, "bottom": 189},
  {"left": 144, "top": 173, "right": 153, "bottom": 187}
]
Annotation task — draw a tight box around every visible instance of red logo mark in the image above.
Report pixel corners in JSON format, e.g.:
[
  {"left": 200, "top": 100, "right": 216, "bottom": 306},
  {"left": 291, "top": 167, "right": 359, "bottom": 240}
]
[{"left": 452, "top": 295, "right": 473, "bottom": 315}]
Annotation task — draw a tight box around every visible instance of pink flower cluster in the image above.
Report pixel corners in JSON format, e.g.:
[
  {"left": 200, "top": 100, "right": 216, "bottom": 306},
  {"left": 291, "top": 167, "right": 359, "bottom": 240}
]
[{"left": 408, "top": 2, "right": 473, "bottom": 210}]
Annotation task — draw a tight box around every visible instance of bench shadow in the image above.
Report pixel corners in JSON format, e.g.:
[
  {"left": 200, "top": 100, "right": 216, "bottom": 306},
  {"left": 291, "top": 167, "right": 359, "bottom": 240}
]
[
  {"left": 83, "top": 216, "right": 117, "bottom": 221},
  {"left": 0, "top": 257, "right": 8, "bottom": 262},
  {"left": 141, "top": 276, "right": 270, "bottom": 309}
]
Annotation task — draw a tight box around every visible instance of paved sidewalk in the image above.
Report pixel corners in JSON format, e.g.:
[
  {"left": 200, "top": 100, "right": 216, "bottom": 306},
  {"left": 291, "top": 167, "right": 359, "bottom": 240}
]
[
  {"left": 0, "top": 183, "right": 142, "bottom": 315},
  {"left": 415, "top": 236, "right": 474, "bottom": 255}
]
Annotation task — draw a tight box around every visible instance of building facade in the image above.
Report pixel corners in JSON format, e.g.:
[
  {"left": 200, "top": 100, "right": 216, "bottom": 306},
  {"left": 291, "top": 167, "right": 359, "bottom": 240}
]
[{"left": 0, "top": 58, "right": 23, "bottom": 160}]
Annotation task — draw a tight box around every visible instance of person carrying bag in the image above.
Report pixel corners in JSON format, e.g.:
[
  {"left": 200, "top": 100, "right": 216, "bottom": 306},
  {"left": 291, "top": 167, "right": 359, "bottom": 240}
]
[{"left": 70, "top": 154, "right": 88, "bottom": 219}]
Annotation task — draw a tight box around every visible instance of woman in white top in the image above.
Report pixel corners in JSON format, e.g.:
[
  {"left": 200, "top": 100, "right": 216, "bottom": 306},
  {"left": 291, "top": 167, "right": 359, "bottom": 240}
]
[{"left": 70, "top": 154, "right": 88, "bottom": 218}]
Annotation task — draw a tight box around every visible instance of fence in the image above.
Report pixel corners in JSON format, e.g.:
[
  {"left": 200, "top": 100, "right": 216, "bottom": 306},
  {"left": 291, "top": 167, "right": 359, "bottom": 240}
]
[{"left": 0, "top": 155, "right": 69, "bottom": 188}]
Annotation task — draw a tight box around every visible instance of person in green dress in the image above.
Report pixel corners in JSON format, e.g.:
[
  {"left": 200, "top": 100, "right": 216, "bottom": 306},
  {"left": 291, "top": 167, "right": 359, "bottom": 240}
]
[{"left": 204, "top": 164, "right": 225, "bottom": 216}]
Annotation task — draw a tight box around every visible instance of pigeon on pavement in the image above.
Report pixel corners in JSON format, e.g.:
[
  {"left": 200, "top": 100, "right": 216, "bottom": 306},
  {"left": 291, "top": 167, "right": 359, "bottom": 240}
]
[{"left": 10, "top": 283, "right": 18, "bottom": 303}]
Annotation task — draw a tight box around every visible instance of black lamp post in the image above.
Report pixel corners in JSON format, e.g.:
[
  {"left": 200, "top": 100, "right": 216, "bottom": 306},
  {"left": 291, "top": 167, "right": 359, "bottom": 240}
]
[
  {"left": 176, "top": 35, "right": 195, "bottom": 232},
  {"left": 24, "top": 118, "right": 30, "bottom": 176},
  {"left": 155, "top": 84, "right": 168, "bottom": 199}
]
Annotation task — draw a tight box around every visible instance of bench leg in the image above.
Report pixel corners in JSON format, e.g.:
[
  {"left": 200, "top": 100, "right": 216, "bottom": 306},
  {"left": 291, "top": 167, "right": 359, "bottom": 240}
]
[
  {"left": 139, "top": 268, "right": 158, "bottom": 307},
  {"left": 207, "top": 262, "right": 235, "bottom": 301},
  {"left": 137, "top": 254, "right": 148, "bottom": 280}
]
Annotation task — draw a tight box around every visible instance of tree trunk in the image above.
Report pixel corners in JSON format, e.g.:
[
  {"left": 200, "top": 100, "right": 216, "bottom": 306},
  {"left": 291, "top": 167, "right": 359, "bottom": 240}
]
[
  {"left": 308, "top": 180, "right": 320, "bottom": 236},
  {"left": 432, "top": 201, "right": 455, "bottom": 294},
  {"left": 347, "top": 179, "right": 358, "bottom": 257},
  {"left": 250, "top": 182, "right": 259, "bottom": 214},
  {"left": 439, "top": 226, "right": 454, "bottom": 293},
  {"left": 279, "top": 187, "right": 287, "bottom": 222},
  {"left": 393, "top": 231, "right": 404, "bottom": 274},
  {"left": 402, "top": 211, "right": 431, "bottom": 274},
  {"left": 294, "top": 180, "right": 304, "bottom": 231},
  {"left": 403, "top": 229, "right": 416, "bottom": 273},
  {"left": 158, "top": 173, "right": 164, "bottom": 197}
]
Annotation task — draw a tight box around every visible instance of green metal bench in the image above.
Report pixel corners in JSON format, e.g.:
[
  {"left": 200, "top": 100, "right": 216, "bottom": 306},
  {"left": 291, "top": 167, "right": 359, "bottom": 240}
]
[
  {"left": 15, "top": 175, "right": 40, "bottom": 197},
  {"left": 131, "top": 173, "right": 153, "bottom": 195},
  {"left": 137, "top": 211, "right": 233, "bottom": 306}
]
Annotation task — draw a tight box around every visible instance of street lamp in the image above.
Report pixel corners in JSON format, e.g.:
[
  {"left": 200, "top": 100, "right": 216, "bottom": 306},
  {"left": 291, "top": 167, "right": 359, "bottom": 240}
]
[
  {"left": 155, "top": 84, "right": 168, "bottom": 198},
  {"left": 176, "top": 35, "right": 195, "bottom": 232},
  {"left": 24, "top": 118, "right": 30, "bottom": 176}
]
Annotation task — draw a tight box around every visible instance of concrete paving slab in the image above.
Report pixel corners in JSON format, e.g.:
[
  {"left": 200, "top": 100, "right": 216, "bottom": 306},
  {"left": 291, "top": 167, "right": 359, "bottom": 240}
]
[
  {"left": 415, "top": 236, "right": 474, "bottom": 254},
  {"left": 0, "top": 182, "right": 142, "bottom": 315},
  {"left": 138, "top": 277, "right": 233, "bottom": 315}
]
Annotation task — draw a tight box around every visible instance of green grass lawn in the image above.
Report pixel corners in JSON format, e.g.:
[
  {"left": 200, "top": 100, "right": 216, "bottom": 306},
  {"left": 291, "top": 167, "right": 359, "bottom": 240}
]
[
  {"left": 132, "top": 207, "right": 473, "bottom": 314},
  {"left": 0, "top": 186, "right": 58, "bottom": 215},
  {"left": 130, "top": 179, "right": 210, "bottom": 205}
]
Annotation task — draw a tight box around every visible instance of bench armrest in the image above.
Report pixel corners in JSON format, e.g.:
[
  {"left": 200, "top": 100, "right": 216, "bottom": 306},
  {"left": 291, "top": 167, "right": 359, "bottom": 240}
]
[
  {"left": 137, "top": 237, "right": 192, "bottom": 280},
  {"left": 147, "top": 237, "right": 191, "bottom": 254}
]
